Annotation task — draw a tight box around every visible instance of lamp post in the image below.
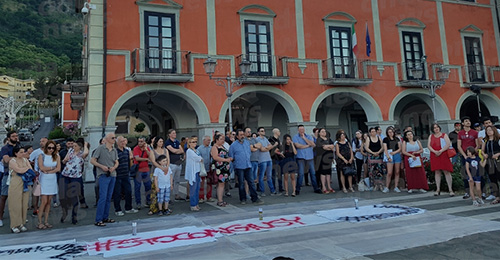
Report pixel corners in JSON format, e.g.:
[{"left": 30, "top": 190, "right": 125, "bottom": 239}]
[
  {"left": 411, "top": 56, "right": 450, "bottom": 122},
  {"left": 203, "top": 57, "right": 251, "bottom": 132}
]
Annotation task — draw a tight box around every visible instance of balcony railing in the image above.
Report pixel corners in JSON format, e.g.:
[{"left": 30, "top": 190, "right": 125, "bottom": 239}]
[
  {"left": 235, "top": 54, "right": 289, "bottom": 84},
  {"left": 131, "top": 48, "right": 192, "bottom": 82},
  {"left": 398, "top": 61, "right": 431, "bottom": 87},
  {"left": 321, "top": 58, "right": 372, "bottom": 86},
  {"left": 461, "top": 64, "right": 500, "bottom": 88}
]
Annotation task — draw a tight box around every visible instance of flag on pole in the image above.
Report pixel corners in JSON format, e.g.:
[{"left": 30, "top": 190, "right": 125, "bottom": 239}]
[
  {"left": 365, "top": 22, "right": 371, "bottom": 57},
  {"left": 352, "top": 24, "right": 358, "bottom": 55}
]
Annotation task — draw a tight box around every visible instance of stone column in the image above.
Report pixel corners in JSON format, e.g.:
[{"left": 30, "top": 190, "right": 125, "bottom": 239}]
[{"left": 437, "top": 120, "right": 457, "bottom": 134}]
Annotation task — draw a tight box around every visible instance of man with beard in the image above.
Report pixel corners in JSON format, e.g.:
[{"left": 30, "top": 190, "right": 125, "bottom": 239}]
[{"left": 0, "top": 131, "right": 20, "bottom": 227}]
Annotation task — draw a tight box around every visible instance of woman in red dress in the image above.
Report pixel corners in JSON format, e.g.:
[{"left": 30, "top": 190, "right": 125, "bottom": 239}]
[
  {"left": 402, "top": 130, "right": 429, "bottom": 193},
  {"left": 427, "top": 123, "right": 455, "bottom": 196}
]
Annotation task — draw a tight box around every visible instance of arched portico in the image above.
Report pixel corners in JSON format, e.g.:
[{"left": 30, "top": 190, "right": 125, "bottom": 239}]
[
  {"left": 389, "top": 89, "right": 450, "bottom": 121},
  {"left": 455, "top": 90, "right": 500, "bottom": 120},
  {"left": 107, "top": 84, "right": 211, "bottom": 137},
  {"left": 218, "top": 86, "right": 303, "bottom": 131}
]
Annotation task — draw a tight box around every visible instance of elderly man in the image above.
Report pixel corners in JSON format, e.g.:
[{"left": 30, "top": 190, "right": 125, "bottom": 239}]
[
  {"left": 293, "top": 125, "right": 321, "bottom": 195},
  {"left": 91, "top": 133, "right": 119, "bottom": 227},
  {"left": 133, "top": 137, "right": 151, "bottom": 209},
  {"left": 229, "top": 129, "right": 263, "bottom": 205},
  {"left": 113, "top": 136, "right": 138, "bottom": 216},
  {"left": 197, "top": 135, "right": 214, "bottom": 202}
]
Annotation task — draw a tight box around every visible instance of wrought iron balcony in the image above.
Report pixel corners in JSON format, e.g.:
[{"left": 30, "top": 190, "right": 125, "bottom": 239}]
[
  {"left": 235, "top": 54, "right": 289, "bottom": 85},
  {"left": 131, "top": 48, "right": 192, "bottom": 82},
  {"left": 461, "top": 64, "right": 500, "bottom": 88},
  {"left": 321, "top": 58, "right": 372, "bottom": 86}
]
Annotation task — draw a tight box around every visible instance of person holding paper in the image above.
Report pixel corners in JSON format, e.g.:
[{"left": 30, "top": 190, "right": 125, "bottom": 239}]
[
  {"left": 428, "top": 123, "right": 454, "bottom": 197},
  {"left": 383, "top": 126, "right": 402, "bottom": 193},
  {"left": 402, "top": 130, "right": 428, "bottom": 193}
]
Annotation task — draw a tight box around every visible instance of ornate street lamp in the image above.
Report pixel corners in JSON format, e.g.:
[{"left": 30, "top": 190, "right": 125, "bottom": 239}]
[
  {"left": 412, "top": 56, "right": 450, "bottom": 122},
  {"left": 203, "top": 57, "right": 251, "bottom": 132},
  {"left": 134, "top": 103, "right": 140, "bottom": 119}
]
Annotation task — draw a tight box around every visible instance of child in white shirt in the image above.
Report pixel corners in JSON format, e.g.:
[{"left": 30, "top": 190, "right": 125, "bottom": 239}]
[{"left": 153, "top": 155, "right": 173, "bottom": 215}]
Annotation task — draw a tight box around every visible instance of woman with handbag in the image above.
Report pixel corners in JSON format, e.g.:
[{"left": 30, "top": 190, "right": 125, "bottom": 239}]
[
  {"left": 382, "top": 126, "right": 402, "bottom": 193},
  {"left": 402, "top": 130, "right": 428, "bottom": 193},
  {"left": 336, "top": 131, "right": 355, "bottom": 193},
  {"left": 364, "top": 127, "right": 386, "bottom": 191},
  {"left": 211, "top": 134, "right": 232, "bottom": 207},
  {"left": 352, "top": 130, "right": 365, "bottom": 187},
  {"left": 8, "top": 147, "right": 33, "bottom": 233},
  {"left": 428, "top": 123, "right": 454, "bottom": 196},
  {"left": 316, "top": 128, "right": 335, "bottom": 194},
  {"left": 481, "top": 126, "right": 500, "bottom": 204},
  {"left": 148, "top": 137, "right": 170, "bottom": 215}
]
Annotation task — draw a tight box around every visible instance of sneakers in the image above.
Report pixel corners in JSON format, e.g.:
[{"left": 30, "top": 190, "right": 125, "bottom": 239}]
[
  {"left": 19, "top": 225, "right": 28, "bottom": 232},
  {"left": 225, "top": 192, "right": 232, "bottom": 197},
  {"left": 158, "top": 211, "right": 163, "bottom": 216},
  {"left": 115, "top": 211, "right": 125, "bottom": 216},
  {"left": 0, "top": 219, "right": 3, "bottom": 227},
  {"left": 259, "top": 192, "right": 266, "bottom": 197},
  {"left": 477, "top": 198, "right": 485, "bottom": 205},
  {"left": 472, "top": 200, "right": 480, "bottom": 206},
  {"left": 419, "top": 189, "right": 427, "bottom": 193},
  {"left": 253, "top": 199, "right": 264, "bottom": 205},
  {"left": 394, "top": 187, "right": 401, "bottom": 193},
  {"left": 199, "top": 199, "right": 205, "bottom": 204},
  {"left": 53, "top": 203, "right": 59, "bottom": 208},
  {"left": 463, "top": 193, "right": 470, "bottom": 199},
  {"left": 486, "top": 194, "right": 496, "bottom": 201},
  {"left": 382, "top": 187, "right": 390, "bottom": 193},
  {"left": 270, "top": 192, "right": 282, "bottom": 196},
  {"left": 408, "top": 189, "right": 413, "bottom": 193},
  {"left": 125, "top": 209, "right": 139, "bottom": 214},
  {"left": 240, "top": 201, "right": 247, "bottom": 205},
  {"left": 207, "top": 198, "right": 216, "bottom": 202}
]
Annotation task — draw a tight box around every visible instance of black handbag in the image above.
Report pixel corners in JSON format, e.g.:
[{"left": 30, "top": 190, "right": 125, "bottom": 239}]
[{"left": 342, "top": 165, "right": 356, "bottom": 176}]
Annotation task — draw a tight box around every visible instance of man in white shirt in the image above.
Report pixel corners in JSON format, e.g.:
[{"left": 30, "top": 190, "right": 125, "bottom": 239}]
[{"left": 29, "top": 137, "right": 48, "bottom": 217}]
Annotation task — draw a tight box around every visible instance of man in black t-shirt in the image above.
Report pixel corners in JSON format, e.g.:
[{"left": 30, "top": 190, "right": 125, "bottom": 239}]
[
  {"left": 165, "top": 129, "right": 184, "bottom": 201},
  {"left": 269, "top": 128, "right": 284, "bottom": 192}
]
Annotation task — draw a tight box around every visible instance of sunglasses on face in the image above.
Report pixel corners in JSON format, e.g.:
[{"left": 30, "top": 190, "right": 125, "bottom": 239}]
[{"left": 47, "top": 147, "right": 55, "bottom": 150}]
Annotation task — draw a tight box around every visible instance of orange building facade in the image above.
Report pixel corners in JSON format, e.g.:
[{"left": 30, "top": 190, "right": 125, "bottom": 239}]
[{"left": 63, "top": 0, "right": 500, "bottom": 146}]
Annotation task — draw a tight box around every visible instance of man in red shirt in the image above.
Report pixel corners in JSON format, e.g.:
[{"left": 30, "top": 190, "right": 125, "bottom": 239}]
[
  {"left": 457, "top": 116, "right": 480, "bottom": 199},
  {"left": 133, "top": 137, "right": 151, "bottom": 209}
]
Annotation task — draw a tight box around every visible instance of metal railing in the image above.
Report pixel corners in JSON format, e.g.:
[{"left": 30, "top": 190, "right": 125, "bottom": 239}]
[
  {"left": 322, "top": 58, "right": 372, "bottom": 80},
  {"left": 236, "top": 54, "right": 285, "bottom": 78},
  {"left": 462, "top": 63, "right": 486, "bottom": 83},
  {"left": 398, "top": 61, "right": 427, "bottom": 81},
  {"left": 131, "top": 48, "right": 191, "bottom": 75}
]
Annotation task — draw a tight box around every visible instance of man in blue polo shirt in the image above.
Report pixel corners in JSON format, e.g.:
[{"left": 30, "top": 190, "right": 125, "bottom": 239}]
[
  {"left": 229, "top": 129, "right": 263, "bottom": 205},
  {"left": 293, "top": 125, "right": 321, "bottom": 195}
]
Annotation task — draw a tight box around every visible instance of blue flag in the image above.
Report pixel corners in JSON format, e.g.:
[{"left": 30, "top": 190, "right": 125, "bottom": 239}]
[{"left": 366, "top": 23, "right": 371, "bottom": 57}]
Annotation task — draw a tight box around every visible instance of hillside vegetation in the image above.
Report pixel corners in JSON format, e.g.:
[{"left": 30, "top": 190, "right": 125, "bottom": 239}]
[{"left": 0, "top": 0, "right": 82, "bottom": 79}]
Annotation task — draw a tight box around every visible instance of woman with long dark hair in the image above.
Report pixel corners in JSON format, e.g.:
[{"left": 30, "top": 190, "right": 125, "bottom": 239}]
[
  {"left": 481, "top": 125, "right": 500, "bottom": 204},
  {"left": 210, "top": 134, "right": 232, "bottom": 207},
  {"left": 316, "top": 128, "right": 335, "bottom": 193},
  {"left": 37, "top": 140, "right": 61, "bottom": 229},
  {"left": 281, "top": 134, "right": 297, "bottom": 196},
  {"left": 401, "top": 130, "right": 428, "bottom": 193},
  {"left": 352, "top": 130, "right": 365, "bottom": 185},
  {"left": 383, "top": 126, "right": 402, "bottom": 193},
  {"left": 364, "top": 127, "right": 385, "bottom": 191}
]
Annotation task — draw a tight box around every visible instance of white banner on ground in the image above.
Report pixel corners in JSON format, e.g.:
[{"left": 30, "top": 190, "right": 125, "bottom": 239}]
[
  {"left": 87, "top": 226, "right": 216, "bottom": 258},
  {"left": 0, "top": 239, "right": 86, "bottom": 260},
  {"left": 316, "top": 204, "right": 425, "bottom": 222},
  {"left": 215, "top": 214, "right": 330, "bottom": 236}
]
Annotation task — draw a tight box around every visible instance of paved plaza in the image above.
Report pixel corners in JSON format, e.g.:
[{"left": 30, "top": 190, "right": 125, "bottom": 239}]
[{"left": 0, "top": 181, "right": 499, "bottom": 259}]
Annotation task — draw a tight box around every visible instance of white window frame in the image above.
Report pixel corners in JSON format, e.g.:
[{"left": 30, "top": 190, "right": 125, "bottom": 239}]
[
  {"left": 137, "top": 0, "right": 182, "bottom": 73},
  {"left": 397, "top": 18, "right": 427, "bottom": 81},
  {"left": 460, "top": 25, "right": 487, "bottom": 82},
  {"left": 238, "top": 5, "right": 277, "bottom": 76},
  {"left": 322, "top": 12, "right": 357, "bottom": 79}
]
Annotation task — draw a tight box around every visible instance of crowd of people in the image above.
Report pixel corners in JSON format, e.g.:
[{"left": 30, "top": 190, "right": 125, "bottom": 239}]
[{"left": 0, "top": 117, "right": 499, "bottom": 233}]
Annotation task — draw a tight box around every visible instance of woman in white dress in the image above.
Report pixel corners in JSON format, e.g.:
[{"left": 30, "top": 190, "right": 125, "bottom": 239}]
[{"left": 37, "top": 140, "right": 61, "bottom": 229}]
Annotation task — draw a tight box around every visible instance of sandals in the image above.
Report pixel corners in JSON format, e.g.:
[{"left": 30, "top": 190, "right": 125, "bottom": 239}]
[
  {"left": 449, "top": 192, "right": 455, "bottom": 197},
  {"left": 37, "top": 223, "right": 47, "bottom": 229},
  {"left": 44, "top": 223, "right": 53, "bottom": 228},
  {"left": 330, "top": 189, "right": 336, "bottom": 193},
  {"left": 342, "top": 189, "right": 348, "bottom": 194},
  {"left": 94, "top": 221, "right": 106, "bottom": 227},
  {"left": 291, "top": 193, "right": 296, "bottom": 197},
  {"left": 164, "top": 208, "right": 172, "bottom": 215},
  {"left": 103, "top": 219, "right": 115, "bottom": 223},
  {"left": 491, "top": 199, "right": 500, "bottom": 205},
  {"left": 349, "top": 188, "right": 355, "bottom": 193},
  {"left": 322, "top": 190, "right": 330, "bottom": 194},
  {"left": 434, "top": 190, "right": 441, "bottom": 196},
  {"left": 217, "top": 201, "right": 228, "bottom": 207},
  {"left": 11, "top": 227, "right": 20, "bottom": 233}
]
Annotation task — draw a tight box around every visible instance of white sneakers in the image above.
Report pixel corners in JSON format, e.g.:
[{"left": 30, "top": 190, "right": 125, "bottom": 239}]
[
  {"left": 115, "top": 211, "right": 125, "bottom": 216},
  {"left": 419, "top": 189, "right": 427, "bottom": 193},
  {"left": 485, "top": 194, "right": 496, "bottom": 201},
  {"left": 125, "top": 209, "right": 139, "bottom": 214},
  {"left": 382, "top": 187, "right": 389, "bottom": 193},
  {"left": 394, "top": 187, "right": 401, "bottom": 193}
]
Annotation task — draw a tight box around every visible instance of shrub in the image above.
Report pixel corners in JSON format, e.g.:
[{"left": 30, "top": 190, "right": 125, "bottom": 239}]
[
  {"left": 134, "top": 122, "right": 145, "bottom": 133},
  {"left": 426, "top": 159, "right": 464, "bottom": 192},
  {"left": 48, "top": 126, "right": 67, "bottom": 140}
]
